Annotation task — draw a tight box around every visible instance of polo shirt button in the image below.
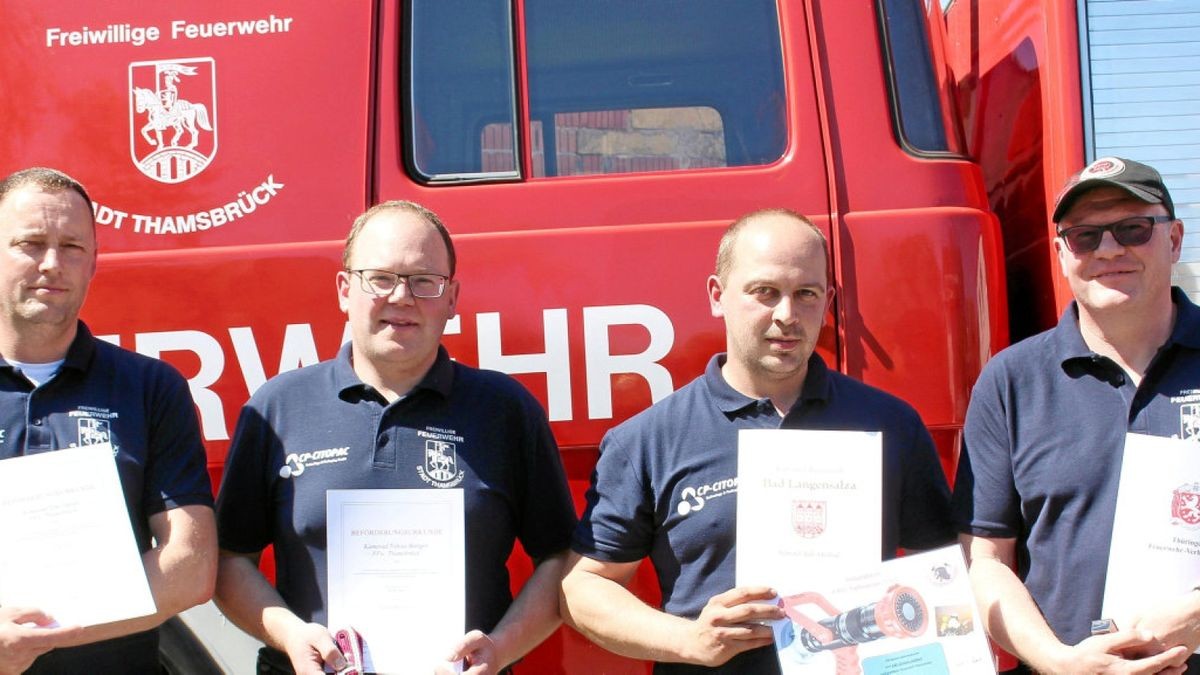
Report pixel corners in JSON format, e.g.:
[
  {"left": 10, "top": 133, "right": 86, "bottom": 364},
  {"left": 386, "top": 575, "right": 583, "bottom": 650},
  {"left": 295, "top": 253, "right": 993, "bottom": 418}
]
[{"left": 31, "top": 418, "right": 42, "bottom": 426}]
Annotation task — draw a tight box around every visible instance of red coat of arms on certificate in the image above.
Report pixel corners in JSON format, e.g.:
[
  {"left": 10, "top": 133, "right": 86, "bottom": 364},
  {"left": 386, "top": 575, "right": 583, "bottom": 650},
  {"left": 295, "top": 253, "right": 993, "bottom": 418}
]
[{"left": 791, "top": 499, "right": 826, "bottom": 538}]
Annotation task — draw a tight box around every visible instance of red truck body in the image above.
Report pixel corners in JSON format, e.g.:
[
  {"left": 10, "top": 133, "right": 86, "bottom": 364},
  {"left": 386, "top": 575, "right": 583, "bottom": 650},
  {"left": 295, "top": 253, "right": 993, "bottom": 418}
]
[{"left": 0, "top": 1, "right": 1050, "bottom": 671}]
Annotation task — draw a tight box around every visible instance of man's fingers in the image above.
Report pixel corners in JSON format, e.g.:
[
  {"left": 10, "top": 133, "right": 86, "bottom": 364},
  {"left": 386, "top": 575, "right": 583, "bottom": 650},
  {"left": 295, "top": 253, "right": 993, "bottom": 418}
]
[
  {"left": 712, "top": 622, "right": 776, "bottom": 643},
  {"left": 3, "top": 608, "right": 53, "bottom": 626},
  {"left": 445, "top": 629, "right": 485, "bottom": 660},
  {"left": 310, "top": 632, "right": 347, "bottom": 671},
  {"left": 1122, "top": 644, "right": 1189, "bottom": 674},
  {"left": 1088, "top": 629, "right": 1157, "bottom": 652},
  {"left": 712, "top": 585, "right": 777, "bottom": 607},
  {"left": 715, "top": 601, "right": 785, "bottom": 626}
]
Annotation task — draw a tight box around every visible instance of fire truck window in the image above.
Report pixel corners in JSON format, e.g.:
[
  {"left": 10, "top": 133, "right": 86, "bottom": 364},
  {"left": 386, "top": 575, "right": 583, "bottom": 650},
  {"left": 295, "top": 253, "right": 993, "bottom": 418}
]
[
  {"left": 407, "top": 0, "right": 519, "bottom": 181},
  {"left": 879, "top": 0, "right": 950, "bottom": 153},
  {"left": 409, "top": 0, "right": 784, "bottom": 181},
  {"left": 524, "top": 0, "right": 784, "bottom": 177}
]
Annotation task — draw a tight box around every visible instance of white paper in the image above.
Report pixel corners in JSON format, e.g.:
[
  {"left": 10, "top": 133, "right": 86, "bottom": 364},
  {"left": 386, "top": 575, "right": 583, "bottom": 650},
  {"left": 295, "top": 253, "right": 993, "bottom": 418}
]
[
  {"left": 736, "top": 428, "right": 883, "bottom": 588},
  {"left": 1103, "top": 433, "right": 1200, "bottom": 646},
  {"left": 0, "top": 444, "right": 156, "bottom": 626},
  {"left": 327, "top": 489, "right": 465, "bottom": 674},
  {"left": 772, "top": 546, "right": 996, "bottom": 674}
]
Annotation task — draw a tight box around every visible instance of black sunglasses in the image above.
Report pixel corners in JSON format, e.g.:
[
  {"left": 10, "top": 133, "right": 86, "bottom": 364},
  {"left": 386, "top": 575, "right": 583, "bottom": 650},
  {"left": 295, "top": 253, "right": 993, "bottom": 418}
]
[{"left": 1056, "top": 215, "right": 1174, "bottom": 254}]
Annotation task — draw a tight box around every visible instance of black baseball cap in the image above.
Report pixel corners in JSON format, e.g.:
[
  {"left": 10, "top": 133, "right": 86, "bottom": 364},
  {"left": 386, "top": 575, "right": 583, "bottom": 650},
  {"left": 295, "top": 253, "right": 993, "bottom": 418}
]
[{"left": 1052, "top": 156, "right": 1175, "bottom": 223}]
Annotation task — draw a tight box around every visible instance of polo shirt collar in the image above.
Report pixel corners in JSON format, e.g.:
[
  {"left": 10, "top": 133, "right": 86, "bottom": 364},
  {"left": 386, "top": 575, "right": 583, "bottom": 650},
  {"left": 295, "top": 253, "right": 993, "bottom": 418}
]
[
  {"left": 334, "top": 343, "right": 455, "bottom": 400},
  {"left": 703, "top": 352, "right": 833, "bottom": 415},
  {"left": 1167, "top": 287, "right": 1200, "bottom": 350},
  {"left": 0, "top": 320, "right": 96, "bottom": 375},
  {"left": 1054, "top": 286, "right": 1200, "bottom": 364},
  {"left": 61, "top": 321, "right": 97, "bottom": 372}
]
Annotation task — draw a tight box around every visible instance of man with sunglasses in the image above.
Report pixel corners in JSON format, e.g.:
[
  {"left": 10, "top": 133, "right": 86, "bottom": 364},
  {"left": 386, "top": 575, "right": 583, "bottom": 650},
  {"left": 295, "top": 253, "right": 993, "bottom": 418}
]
[
  {"left": 953, "top": 157, "right": 1199, "bottom": 673},
  {"left": 213, "top": 201, "right": 576, "bottom": 674}
]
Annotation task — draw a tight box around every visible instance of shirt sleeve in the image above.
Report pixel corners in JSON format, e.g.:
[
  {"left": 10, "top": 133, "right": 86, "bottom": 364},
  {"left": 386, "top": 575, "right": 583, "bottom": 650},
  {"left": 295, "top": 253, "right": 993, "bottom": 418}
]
[
  {"left": 951, "top": 362, "right": 1020, "bottom": 538},
  {"left": 215, "top": 399, "right": 277, "bottom": 554},
  {"left": 513, "top": 390, "right": 578, "bottom": 561},
  {"left": 571, "top": 427, "right": 657, "bottom": 562},
  {"left": 896, "top": 413, "right": 956, "bottom": 551},
  {"left": 143, "top": 361, "right": 213, "bottom": 515}
]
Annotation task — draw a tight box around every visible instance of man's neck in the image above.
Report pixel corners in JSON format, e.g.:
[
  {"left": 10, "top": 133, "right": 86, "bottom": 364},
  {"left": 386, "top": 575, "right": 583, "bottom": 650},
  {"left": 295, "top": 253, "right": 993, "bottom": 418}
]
[
  {"left": 720, "top": 361, "right": 807, "bottom": 416},
  {"left": 350, "top": 348, "right": 436, "bottom": 403},
  {"left": 1077, "top": 297, "right": 1176, "bottom": 384},
  {"left": 0, "top": 321, "right": 76, "bottom": 364}
]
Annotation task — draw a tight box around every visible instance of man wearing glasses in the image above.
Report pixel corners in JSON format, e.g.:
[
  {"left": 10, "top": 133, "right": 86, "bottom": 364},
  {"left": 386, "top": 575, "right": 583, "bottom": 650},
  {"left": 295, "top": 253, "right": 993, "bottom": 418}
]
[
  {"left": 953, "top": 157, "right": 1200, "bottom": 673},
  {"left": 213, "top": 201, "right": 576, "bottom": 674}
]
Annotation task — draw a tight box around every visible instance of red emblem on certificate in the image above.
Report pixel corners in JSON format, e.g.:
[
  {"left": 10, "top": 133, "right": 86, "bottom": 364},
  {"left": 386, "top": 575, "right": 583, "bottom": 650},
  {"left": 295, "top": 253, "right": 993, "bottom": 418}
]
[
  {"left": 1171, "top": 483, "right": 1200, "bottom": 527},
  {"left": 791, "top": 499, "right": 826, "bottom": 538}
]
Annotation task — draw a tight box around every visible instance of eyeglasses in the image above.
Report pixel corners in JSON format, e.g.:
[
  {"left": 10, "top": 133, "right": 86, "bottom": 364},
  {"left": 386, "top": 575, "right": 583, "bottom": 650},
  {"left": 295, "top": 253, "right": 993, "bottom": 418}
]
[
  {"left": 348, "top": 269, "right": 449, "bottom": 299},
  {"left": 1056, "top": 215, "right": 1174, "bottom": 254}
]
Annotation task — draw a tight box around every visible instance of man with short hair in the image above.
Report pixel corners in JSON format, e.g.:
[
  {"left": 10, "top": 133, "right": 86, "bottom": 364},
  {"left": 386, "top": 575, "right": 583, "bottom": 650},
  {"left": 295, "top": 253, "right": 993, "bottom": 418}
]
[
  {"left": 214, "top": 200, "right": 577, "bottom": 674},
  {"left": 560, "top": 208, "right": 954, "bottom": 673},
  {"left": 953, "top": 156, "right": 1200, "bottom": 673},
  {"left": 0, "top": 167, "right": 216, "bottom": 674}
]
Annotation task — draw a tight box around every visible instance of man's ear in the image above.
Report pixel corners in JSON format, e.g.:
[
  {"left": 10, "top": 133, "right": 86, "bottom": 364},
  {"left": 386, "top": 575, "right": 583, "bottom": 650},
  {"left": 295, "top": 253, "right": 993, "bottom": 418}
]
[
  {"left": 1170, "top": 219, "right": 1185, "bottom": 263},
  {"left": 707, "top": 275, "right": 725, "bottom": 319},
  {"left": 336, "top": 270, "right": 352, "bottom": 314}
]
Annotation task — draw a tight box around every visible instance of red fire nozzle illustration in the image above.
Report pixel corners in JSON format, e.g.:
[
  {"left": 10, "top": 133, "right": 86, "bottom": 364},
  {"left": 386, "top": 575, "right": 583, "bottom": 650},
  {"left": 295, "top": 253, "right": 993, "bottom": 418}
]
[{"left": 777, "top": 584, "right": 928, "bottom": 675}]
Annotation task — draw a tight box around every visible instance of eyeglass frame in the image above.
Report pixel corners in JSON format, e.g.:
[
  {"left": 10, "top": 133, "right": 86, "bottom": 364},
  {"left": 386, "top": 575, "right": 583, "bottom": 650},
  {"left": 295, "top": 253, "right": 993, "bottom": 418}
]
[
  {"left": 1055, "top": 215, "right": 1175, "bottom": 254},
  {"left": 346, "top": 268, "right": 451, "bottom": 299}
]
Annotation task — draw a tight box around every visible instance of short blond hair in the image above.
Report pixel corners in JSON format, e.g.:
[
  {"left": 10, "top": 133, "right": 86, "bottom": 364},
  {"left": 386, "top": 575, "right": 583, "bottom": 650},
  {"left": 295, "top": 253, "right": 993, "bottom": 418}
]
[{"left": 342, "top": 200, "right": 456, "bottom": 275}]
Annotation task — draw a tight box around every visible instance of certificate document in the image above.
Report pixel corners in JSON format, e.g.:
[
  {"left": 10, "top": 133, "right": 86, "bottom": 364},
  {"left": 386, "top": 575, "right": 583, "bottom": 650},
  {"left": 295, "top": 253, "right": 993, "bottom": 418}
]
[
  {"left": 736, "top": 428, "right": 883, "bottom": 588},
  {"left": 1102, "top": 433, "right": 1200, "bottom": 645},
  {"left": 327, "top": 489, "right": 465, "bottom": 674},
  {"left": 0, "top": 444, "right": 155, "bottom": 626},
  {"left": 772, "top": 546, "right": 995, "bottom": 674}
]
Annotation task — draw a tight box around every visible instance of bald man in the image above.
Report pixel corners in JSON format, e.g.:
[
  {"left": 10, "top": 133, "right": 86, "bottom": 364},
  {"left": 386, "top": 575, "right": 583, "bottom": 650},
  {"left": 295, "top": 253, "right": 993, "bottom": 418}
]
[{"left": 560, "top": 208, "right": 954, "bottom": 674}]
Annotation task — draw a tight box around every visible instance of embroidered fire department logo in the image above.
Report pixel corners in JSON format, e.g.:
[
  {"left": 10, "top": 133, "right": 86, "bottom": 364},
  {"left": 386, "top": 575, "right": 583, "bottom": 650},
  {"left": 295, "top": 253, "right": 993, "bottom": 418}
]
[
  {"left": 791, "top": 499, "right": 826, "bottom": 538},
  {"left": 1171, "top": 483, "right": 1200, "bottom": 528},
  {"left": 77, "top": 418, "right": 111, "bottom": 447},
  {"left": 128, "top": 57, "right": 217, "bottom": 184},
  {"left": 1181, "top": 404, "right": 1200, "bottom": 441},
  {"left": 1079, "top": 157, "right": 1125, "bottom": 180},
  {"left": 417, "top": 439, "right": 465, "bottom": 488}
]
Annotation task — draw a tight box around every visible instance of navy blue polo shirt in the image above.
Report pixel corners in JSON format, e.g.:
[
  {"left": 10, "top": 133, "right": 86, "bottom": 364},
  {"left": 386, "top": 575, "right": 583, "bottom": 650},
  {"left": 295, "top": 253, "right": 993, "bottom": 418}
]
[
  {"left": 216, "top": 344, "right": 577, "bottom": 635},
  {"left": 0, "top": 321, "right": 213, "bottom": 674},
  {"left": 953, "top": 288, "right": 1200, "bottom": 667},
  {"left": 573, "top": 353, "right": 954, "bottom": 674}
]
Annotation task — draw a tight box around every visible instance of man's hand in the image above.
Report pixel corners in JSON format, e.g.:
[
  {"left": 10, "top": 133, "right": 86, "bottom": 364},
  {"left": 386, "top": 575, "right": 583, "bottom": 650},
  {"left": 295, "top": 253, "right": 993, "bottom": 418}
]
[
  {"left": 677, "top": 586, "right": 784, "bottom": 667},
  {"left": 280, "top": 621, "right": 346, "bottom": 675},
  {"left": 1042, "top": 629, "right": 1191, "bottom": 674},
  {"left": 0, "top": 607, "right": 82, "bottom": 675},
  {"left": 437, "top": 629, "right": 498, "bottom": 675},
  {"left": 1128, "top": 589, "right": 1200, "bottom": 656}
]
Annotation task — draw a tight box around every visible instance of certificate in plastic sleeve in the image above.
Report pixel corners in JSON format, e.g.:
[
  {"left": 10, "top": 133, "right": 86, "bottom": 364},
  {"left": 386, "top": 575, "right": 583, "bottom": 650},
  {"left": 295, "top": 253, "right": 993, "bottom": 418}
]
[
  {"left": 736, "top": 428, "right": 883, "bottom": 588},
  {"left": 1102, "top": 432, "right": 1200, "bottom": 650},
  {"left": 0, "top": 444, "right": 155, "bottom": 626},
  {"left": 327, "top": 488, "right": 465, "bottom": 673}
]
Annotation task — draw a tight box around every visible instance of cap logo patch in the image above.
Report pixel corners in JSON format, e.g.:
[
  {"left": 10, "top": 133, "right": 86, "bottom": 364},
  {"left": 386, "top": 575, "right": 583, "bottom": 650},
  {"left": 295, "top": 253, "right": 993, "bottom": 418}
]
[{"left": 1080, "top": 157, "right": 1126, "bottom": 179}]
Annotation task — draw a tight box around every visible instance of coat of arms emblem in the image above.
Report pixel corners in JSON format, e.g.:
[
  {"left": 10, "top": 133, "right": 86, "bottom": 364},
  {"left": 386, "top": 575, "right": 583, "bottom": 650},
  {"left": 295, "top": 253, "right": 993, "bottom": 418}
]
[
  {"left": 1181, "top": 403, "right": 1200, "bottom": 441},
  {"left": 791, "top": 499, "right": 826, "bottom": 538},
  {"left": 128, "top": 58, "right": 217, "bottom": 184},
  {"left": 1171, "top": 482, "right": 1200, "bottom": 527},
  {"left": 425, "top": 440, "right": 458, "bottom": 483},
  {"left": 77, "top": 418, "right": 111, "bottom": 447}
]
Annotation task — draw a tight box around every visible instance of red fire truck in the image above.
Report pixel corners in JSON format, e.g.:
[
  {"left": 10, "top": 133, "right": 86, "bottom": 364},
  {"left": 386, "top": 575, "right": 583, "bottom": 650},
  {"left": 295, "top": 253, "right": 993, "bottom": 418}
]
[{"left": 11, "top": 0, "right": 1187, "bottom": 671}]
